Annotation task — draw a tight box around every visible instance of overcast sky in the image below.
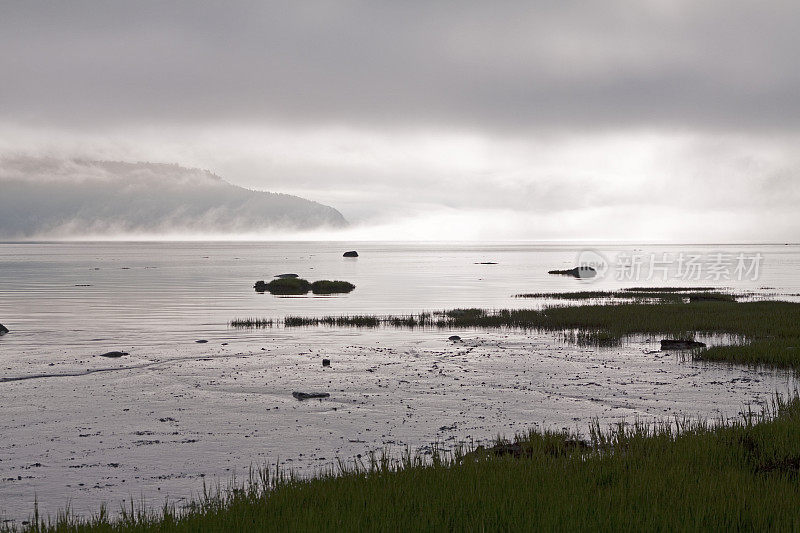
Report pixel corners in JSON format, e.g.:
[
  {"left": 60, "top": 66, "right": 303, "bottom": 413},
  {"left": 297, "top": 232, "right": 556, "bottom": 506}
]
[{"left": 1, "top": 1, "right": 799, "bottom": 241}]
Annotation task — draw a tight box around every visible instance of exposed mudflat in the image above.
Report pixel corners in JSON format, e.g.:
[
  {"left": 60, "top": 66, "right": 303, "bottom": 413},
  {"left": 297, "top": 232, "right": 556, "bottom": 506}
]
[{"left": 1, "top": 328, "right": 794, "bottom": 523}]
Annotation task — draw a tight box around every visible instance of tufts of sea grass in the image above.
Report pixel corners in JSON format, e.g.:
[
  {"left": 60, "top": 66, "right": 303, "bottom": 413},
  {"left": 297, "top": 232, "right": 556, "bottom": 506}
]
[
  {"left": 231, "top": 299, "right": 800, "bottom": 368},
  {"left": 229, "top": 318, "right": 274, "bottom": 328},
  {"left": 515, "top": 289, "right": 735, "bottom": 302},
  {"left": 622, "top": 286, "right": 717, "bottom": 292},
  {"left": 285, "top": 315, "right": 381, "bottom": 327}
]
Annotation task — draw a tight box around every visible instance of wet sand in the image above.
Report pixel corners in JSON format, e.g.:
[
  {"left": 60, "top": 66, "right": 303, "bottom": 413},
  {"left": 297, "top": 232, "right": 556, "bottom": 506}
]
[{"left": 1, "top": 327, "right": 794, "bottom": 523}]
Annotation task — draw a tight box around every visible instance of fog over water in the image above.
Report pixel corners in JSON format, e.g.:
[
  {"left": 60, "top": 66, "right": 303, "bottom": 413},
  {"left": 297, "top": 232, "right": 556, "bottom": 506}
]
[
  {"left": 2, "top": 2, "right": 800, "bottom": 523},
  {"left": 1, "top": 2, "right": 799, "bottom": 241},
  {"left": 0, "top": 158, "right": 346, "bottom": 239}
]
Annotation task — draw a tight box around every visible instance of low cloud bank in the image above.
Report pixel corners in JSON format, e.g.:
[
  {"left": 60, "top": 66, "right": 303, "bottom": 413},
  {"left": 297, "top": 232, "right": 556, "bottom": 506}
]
[{"left": 0, "top": 158, "right": 347, "bottom": 239}]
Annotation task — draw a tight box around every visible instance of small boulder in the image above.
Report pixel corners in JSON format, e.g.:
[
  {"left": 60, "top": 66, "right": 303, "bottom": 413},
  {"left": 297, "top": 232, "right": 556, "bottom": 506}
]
[
  {"left": 99, "top": 351, "right": 129, "bottom": 358},
  {"left": 195, "top": 339, "right": 208, "bottom": 344},
  {"left": 448, "top": 335, "right": 462, "bottom": 341},
  {"left": 548, "top": 266, "right": 597, "bottom": 278},
  {"left": 343, "top": 251, "right": 359, "bottom": 257},
  {"left": 660, "top": 339, "right": 706, "bottom": 350},
  {"left": 254, "top": 280, "right": 268, "bottom": 292},
  {"left": 0, "top": 323, "right": 8, "bottom": 335},
  {"left": 275, "top": 273, "right": 299, "bottom": 279},
  {"left": 292, "top": 391, "right": 330, "bottom": 400},
  {"left": 322, "top": 358, "right": 331, "bottom": 367}
]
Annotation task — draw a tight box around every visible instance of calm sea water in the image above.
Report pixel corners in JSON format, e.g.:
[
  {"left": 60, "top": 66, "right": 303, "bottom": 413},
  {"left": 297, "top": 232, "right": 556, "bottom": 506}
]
[
  {"left": 0, "top": 241, "right": 798, "bottom": 522},
  {"left": 1, "top": 241, "right": 798, "bottom": 350}
]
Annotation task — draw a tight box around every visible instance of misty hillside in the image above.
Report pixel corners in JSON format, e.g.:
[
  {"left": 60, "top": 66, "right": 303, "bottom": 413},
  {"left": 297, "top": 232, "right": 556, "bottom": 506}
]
[{"left": 0, "top": 158, "right": 347, "bottom": 238}]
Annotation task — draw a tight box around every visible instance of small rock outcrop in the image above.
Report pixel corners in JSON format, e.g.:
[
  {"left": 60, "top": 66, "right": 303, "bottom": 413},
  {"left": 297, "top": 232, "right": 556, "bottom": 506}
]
[
  {"left": 311, "top": 280, "right": 356, "bottom": 294},
  {"left": 195, "top": 339, "right": 208, "bottom": 344},
  {"left": 548, "top": 266, "right": 597, "bottom": 279},
  {"left": 99, "top": 351, "right": 129, "bottom": 358},
  {"left": 343, "top": 251, "right": 359, "bottom": 257},
  {"left": 322, "top": 358, "right": 331, "bottom": 367},
  {"left": 292, "top": 391, "right": 330, "bottom": 400},
  {"left": 660, "top": 339, "right": 707, "bottom": 350},
  {"left": 0, "top": 323, "right": 8, "bottom": 335},
  {"left": 255, "top": 278, "right": 355, "bottom": 295},
  {"left": 255, "top": 278, "right": 312, "bottom": 295},
  {"left": 448, "top": 335, "right": 462, "bottom": 341}
]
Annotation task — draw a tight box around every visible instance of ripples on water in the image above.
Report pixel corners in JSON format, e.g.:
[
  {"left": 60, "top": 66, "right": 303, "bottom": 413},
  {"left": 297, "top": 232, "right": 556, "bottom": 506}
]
[{"left": 2, "top": 241, "right": 798, "bottom": 349}]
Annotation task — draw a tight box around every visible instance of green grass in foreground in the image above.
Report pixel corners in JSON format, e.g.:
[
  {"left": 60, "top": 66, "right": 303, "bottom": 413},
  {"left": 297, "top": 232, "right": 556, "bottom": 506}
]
[
  {"left": 10, "top": 395, "right": 800, "bottom": 532},
  {"left": 233, "top": 299, "right": 800, "bottom": 370}
]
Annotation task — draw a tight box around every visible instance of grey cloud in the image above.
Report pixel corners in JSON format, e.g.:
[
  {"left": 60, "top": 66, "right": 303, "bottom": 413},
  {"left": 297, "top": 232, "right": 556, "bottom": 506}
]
[
  {"left": 2, "top": 1, "right": 800, "bottom": 133},
  {"left": 2, "top": 2, "right": 799, "bottom": 242}
]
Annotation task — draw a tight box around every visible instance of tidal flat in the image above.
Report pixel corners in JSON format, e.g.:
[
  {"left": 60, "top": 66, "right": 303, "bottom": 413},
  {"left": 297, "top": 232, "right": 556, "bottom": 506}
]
[
  {"left": 238, "top": 299, "right": 800, "bottom": 369},
  {"left": 1, "top": 325, "right": 795, "bottom": 526},
  {"left": 2, "top": 242, "right": 800, "bottom": 528}
]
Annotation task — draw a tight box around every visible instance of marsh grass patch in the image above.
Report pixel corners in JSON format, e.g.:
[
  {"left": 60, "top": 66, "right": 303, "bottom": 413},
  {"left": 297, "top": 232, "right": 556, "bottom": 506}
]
[
  {"left": 232, "top": 299, "right": 800, "bottom": 368},
  {"left": 11, "top": 395, "right": 800, "bottom": 532}
]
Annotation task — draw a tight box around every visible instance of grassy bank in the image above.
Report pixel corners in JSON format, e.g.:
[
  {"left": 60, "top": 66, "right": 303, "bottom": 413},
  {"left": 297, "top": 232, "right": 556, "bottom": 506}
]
[
  {"left": 10, "top": 395, "right": 800, "bottom": 532},
  {"left": 232, "top": 299, "right": 800, "bottom": 369}
]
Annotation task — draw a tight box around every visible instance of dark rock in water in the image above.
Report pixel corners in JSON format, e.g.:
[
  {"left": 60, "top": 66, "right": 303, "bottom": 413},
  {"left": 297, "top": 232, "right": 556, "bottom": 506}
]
[
  {"left": 195, "top": 339, "right": 208, "bottom": 344},
  {"left": 292, "top": 391, "right": 330, "bottom": 400},
  {"left": 255, "top": 278, "right": 312, "bottom": 294},
  {"left": 311, "top": 280, "right": 356, "bottom": 294},
  {"left": 448, "top": 335, "right": 462, "bottom": 341},
  {"left": 660, "top": 339, "right": 707, "bottom": 350},
  {"left": 322, "top": 358, "right": 331, "bottom": 367},
  {"left": 548, "top": 266, "right": 597, "bottom": 279},
  {"left": 260, "top": 278, "right": 311, "bottom": 295},
  {"left": 0, "top": 323, "right": 8, "bottom": 335},
  {"left": 475, "top": 262, "right": 498, "bottom": 265},
  {"left": 343, "top": 250, "right": 359, "bottom": 257},
  {"left": 99, "top": 351, "right": 129, "bottom": 358}
]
